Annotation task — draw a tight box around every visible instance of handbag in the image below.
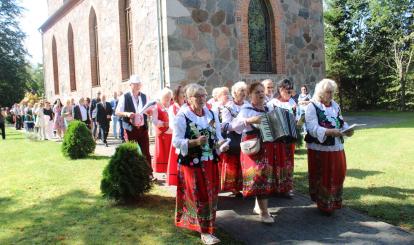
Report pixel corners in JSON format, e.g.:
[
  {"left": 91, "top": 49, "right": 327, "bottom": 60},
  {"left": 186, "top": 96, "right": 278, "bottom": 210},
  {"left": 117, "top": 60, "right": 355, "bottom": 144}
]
[
  {"left": 222, "top": 123, "right": 241, "bottom": 155},
  {"left": 240, "top": 136, "right": 261, "bottom": 155}
]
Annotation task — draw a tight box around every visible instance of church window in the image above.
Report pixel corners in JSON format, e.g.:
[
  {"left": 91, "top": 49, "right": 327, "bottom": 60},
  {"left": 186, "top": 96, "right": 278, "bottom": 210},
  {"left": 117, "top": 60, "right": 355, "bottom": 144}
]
[
  {"left": 248, "top": 0, "right": 273, "bottom": 73},
  {"left": 89, "top": 8, "right": 100, "bottom": 87},
  {"left": 119, "top": 0, "right": 133, "bottom": 80},
  {"left": 52, "top": 36, "right": 59, "bottom": 95}
]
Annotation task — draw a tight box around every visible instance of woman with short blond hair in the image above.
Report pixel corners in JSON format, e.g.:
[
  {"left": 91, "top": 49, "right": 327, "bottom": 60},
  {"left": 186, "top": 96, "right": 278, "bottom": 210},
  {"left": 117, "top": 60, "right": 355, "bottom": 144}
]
[
  {"left": 173, "top": 83, "right": 228, "bottom": 244},
  {"left": 305, "top": 78, "right": 353, "bottom": 215}
]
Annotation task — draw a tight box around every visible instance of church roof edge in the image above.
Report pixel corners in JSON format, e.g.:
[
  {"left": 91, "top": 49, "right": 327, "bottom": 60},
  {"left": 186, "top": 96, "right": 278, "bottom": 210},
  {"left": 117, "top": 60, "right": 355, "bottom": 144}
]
[{"left": 39, "top": 0, "right": 83, "bottom": 34}]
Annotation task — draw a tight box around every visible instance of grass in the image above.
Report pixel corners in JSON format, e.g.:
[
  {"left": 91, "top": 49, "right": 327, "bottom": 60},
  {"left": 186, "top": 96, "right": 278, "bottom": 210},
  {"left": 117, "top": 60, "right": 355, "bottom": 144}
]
[
  {"left": 0, "top": 129, "right": 240, "bottom": 244},
  {"left": 294, "top": 112, "right": 414, "bottom": 231}
]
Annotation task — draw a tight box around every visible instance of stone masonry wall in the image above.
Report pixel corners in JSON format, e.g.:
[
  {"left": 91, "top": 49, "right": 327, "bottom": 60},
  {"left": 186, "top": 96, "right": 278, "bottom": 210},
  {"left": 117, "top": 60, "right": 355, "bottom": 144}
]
[
  {"left": 42, "top": 0, "right": 161, "bottom": 102},
  {"left": 164, "top": 0, "right": 325, "bottom": 92}
]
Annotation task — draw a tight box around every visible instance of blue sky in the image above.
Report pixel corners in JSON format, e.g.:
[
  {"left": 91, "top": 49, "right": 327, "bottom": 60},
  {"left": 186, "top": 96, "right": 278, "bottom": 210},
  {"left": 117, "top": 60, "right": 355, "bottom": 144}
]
[{"left": 19, "top": 0, "right": 48, "bottom": 65}]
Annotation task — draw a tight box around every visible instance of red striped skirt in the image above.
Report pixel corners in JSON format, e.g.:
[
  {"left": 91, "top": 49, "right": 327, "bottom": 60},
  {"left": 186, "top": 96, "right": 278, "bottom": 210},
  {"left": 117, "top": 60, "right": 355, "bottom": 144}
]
[
  {"left": 167, "top": 145, "right": 178, "bottom": 186},
  {"left": 175, "top": 160, "right": 219, "bottom": 234},
  {"left": 307, "top": 149, "right": 347, "bottom": 212},
  {"left": 220, "top": 153, "right": 243, "bottom": 193},
  {"left": 274, "top": 142, "right": 295, "bottom": 193},
  {"left": 152, "top": 133, "right": 172, "bottom": 173}
]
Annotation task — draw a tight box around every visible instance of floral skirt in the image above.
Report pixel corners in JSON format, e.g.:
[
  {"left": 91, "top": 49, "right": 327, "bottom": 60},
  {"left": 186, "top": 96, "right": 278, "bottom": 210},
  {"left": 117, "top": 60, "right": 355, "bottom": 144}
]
[
  {"left": 175, "top": 160, "right": 219, "bottom": 234},
  {"left": 220, "top": 153, "right": 243, "bottom": 193},
  {"left": 307, "top": 149, "right": 347, "bottom": 212},
  {"left": 274, "top": 142, "right": 295, "bottom": 194},
  {"left": 240, "top": 137, "right": 276, "bottom": 198},
  {"left": 152, "top": 133, "right": 172, "bottom": 173},
  {"left": 167, "top": 145, "right": 178, "bottom": 186}
]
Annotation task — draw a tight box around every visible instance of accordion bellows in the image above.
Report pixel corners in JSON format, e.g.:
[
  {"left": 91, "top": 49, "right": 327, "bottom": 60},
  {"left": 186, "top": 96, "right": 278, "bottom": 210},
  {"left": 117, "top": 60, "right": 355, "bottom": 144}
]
[{"left": 258, "top": 107, "right": 297, "bottom": 143}]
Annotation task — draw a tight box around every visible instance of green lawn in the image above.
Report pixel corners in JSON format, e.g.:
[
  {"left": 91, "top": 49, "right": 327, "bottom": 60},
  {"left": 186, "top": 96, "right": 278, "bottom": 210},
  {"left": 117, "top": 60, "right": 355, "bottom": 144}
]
[
  {"left": 0, "top": 129, "right": 239, "bottom": 244},
  {"left": 294, "top": 112, "right": 414, "bottom": 231}
]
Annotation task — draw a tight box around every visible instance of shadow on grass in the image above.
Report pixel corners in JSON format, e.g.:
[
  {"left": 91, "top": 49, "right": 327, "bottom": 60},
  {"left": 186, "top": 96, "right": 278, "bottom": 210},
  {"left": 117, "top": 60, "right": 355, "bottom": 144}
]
[
  {"left": 87, "top": 155, "right": 111, "bottom": 161},
  {"left": 346, "top": 169, "right": 384, "bottom": 179},
  {"left": 0, "top": 190, "right": 241, "bottom": 244}
]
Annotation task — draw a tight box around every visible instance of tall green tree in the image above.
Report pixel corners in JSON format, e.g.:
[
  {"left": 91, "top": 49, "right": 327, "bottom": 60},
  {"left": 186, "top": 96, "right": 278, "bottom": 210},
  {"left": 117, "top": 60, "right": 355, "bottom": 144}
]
[
  {"left": 324, "top": 0, "right": 414, "bottom": 110},
  {"left": 26, "top": 63, "right": 45, "bottom": 96},
  {"left": 0, "top": 0, "right": 29, "bottom": 107}
]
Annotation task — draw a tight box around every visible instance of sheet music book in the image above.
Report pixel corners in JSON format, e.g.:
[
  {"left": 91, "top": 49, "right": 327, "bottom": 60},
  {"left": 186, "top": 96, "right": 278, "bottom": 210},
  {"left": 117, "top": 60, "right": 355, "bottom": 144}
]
[
  {"left": 341, "top": 123, "right": 367, "bottom": 134},
  {"left": 138, "top": 100, "right": 157, "bottom": 115}
]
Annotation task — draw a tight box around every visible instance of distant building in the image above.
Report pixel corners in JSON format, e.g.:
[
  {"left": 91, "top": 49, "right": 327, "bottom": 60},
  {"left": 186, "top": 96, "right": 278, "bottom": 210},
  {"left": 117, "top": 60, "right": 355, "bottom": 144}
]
[{"left": 40, "top": 0, "right": 325, "bottom": 101}]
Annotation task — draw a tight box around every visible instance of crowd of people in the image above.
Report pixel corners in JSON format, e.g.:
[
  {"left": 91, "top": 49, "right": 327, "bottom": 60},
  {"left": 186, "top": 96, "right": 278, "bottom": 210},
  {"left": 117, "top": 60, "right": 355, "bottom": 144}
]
[
  {"left": 119, "top": 75, "right": 352, "bottom": 245},
  {"left": 2, "top": 74, "right": 353, "bottom": 245}
]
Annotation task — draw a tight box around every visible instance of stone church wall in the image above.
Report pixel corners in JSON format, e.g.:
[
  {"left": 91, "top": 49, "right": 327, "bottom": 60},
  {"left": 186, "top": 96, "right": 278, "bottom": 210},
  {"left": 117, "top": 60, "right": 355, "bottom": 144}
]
[{"left": 164, "top": 0, "right": 325, "bottom": 92}]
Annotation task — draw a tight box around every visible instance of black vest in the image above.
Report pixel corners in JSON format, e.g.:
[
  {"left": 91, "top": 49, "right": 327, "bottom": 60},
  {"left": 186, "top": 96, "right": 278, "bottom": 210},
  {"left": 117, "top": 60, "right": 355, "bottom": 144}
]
[
  {"left": 122, "top": 92, "right": 148, "bottom": 131},
  {"left": 178, "top": 110, "right": 219, "bottom": 167},
  {"left": 304, "top": 102, "right": 344, "bottom": 146}
]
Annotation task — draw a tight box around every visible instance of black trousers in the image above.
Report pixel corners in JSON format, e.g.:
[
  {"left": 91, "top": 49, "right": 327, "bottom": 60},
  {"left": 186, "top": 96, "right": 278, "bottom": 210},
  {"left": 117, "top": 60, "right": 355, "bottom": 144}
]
[
  {"left": 0, "top": 122, "right": 5, "bottom": 139},
  {"left": 99, "top": 122, "right": 109, "bottom": 143}
]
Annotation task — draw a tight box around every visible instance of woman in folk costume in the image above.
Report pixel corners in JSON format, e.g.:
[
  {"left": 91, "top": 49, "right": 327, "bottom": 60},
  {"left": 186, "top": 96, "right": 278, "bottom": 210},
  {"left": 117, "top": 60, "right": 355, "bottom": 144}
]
[
  {"left": 305, "top": 79, "right": 353, "bottom": 214},
  {"left": 166, "top": 85, "right": 186, "bottom": 186},
  {"left": 232, "top": 81, "right": 277, "bottom": 223},
  {"left": 267, "top": 79, "right": 297, "bottom": 197},
  {"left": 173, "top": 83, "right": 228, "bottom": 245},
  {"left": 152, "top": 88, "right": 173, "bottom": 173},
  {"left": 219, "top": 81, "right": 248, "bottom": 196}
]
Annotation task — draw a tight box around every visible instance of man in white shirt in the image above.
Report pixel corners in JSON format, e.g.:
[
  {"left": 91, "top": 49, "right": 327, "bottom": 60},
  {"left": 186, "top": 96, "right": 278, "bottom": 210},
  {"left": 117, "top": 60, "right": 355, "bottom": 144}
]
[
  {"left": 116, "top": 74, "right": 152, "bottom": 174},
  {"left": 262, "top": 79, "right": 274, "bottom": 103}
]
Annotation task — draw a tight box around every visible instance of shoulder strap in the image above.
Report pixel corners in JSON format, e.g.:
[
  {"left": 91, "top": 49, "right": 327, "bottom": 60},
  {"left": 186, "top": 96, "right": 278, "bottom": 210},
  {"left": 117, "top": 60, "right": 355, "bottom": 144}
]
[{"left": 224, "top": 105, "right": 238, "bottom": 118}]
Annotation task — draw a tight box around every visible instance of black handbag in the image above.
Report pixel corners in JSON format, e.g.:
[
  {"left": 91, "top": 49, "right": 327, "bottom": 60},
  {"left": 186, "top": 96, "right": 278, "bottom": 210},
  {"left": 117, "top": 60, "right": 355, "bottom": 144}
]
[{"left": 222, "top": 123, "right": 241, "bottom": 155}]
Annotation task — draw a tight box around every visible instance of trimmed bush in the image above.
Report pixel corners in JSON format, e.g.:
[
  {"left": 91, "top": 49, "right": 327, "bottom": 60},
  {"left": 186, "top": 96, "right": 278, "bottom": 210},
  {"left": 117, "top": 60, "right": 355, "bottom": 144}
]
[
  {"left": 61, "top": 120, "right": 95, "bottom": 159},
  {"left": 101, "top": 142, "right": 152, "bottom": 203}
]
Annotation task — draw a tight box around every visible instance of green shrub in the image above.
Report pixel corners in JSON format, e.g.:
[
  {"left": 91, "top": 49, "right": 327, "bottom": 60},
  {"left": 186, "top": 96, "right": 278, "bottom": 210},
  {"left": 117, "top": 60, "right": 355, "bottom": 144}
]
[
  {"left": 101, "top": 142, "right": 152, "bottom": 203},
  {"left": 61, "top": 120, "right": 95, "bottom": 159}
]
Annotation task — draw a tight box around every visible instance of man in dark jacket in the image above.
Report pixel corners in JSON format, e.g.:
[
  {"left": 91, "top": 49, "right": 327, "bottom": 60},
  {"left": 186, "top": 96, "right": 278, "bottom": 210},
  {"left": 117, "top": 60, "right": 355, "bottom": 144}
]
[
  {"left": 96, "top": 94, "right": 112, "bottom": 147},
  {"left": 90, "top": 91, "right": 101, "bottom": 139},
  {"left": 73, "top": 98, "right": 90, "bottom": 128}
]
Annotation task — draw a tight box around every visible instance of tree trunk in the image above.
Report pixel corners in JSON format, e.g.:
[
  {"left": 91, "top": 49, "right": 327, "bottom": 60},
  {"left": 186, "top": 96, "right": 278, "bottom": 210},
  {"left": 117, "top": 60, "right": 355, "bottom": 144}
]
[{"left": 400, "top": 77, "right": 406, "bottom": 111}]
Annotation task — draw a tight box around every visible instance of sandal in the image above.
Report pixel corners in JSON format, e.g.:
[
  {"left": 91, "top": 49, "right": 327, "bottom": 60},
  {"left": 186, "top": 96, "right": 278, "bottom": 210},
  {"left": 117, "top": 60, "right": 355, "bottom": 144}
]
[{"left": 201, "top": 233, "right": 221, "bottom": 245}]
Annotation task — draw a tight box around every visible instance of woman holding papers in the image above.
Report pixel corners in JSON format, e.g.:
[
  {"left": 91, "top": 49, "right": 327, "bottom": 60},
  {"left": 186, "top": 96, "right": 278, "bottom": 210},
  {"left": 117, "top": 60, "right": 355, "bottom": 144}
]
[
  {"left": 232, "top": 81, "right": 277, "bottom": 223},
  {"left": 304, "top": 78, "right": 354, "bottom": 215},
  {"left": 219, "top": 81, "right": 247, "bottom": 196},
  {"left": 152, "top": 88, "right": 173, "bottom": 173},
  {"left": 172, "top": 83, "right": 228, "bottom": 245}
]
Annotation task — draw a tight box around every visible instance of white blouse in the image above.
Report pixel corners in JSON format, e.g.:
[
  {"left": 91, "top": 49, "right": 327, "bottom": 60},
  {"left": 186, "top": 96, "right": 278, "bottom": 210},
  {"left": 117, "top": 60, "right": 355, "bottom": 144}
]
[
  {"left": 172, "top": 104, "right": 223, "bottom": 159},
  {"left": 305, "top": 100, "right": 349, "bottom": 152},
  {"left": 267, "top": 98, "right": 297, "bottom": 115},
  {"left": 221, "top": 101, "right": 247, "bottom": 132},
  {"left": 231, "top": 102, "right": 269, "bottom": 135}
]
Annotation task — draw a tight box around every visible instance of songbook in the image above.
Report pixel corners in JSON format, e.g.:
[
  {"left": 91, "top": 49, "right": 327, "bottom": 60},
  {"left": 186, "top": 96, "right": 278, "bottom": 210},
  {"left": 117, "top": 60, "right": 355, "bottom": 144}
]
[
  {"left": 341, "top": 123, "right": 367, "bottom": 134},
  {"left": 138, "top": 100, "right": 157, "bottom": 115}
]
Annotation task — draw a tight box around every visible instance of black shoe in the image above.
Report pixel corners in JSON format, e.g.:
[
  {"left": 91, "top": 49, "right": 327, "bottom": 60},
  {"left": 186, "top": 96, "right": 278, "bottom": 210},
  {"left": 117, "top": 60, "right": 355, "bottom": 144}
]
[{"left": 105, "top": 143, "right": 108, "bottom": 147}]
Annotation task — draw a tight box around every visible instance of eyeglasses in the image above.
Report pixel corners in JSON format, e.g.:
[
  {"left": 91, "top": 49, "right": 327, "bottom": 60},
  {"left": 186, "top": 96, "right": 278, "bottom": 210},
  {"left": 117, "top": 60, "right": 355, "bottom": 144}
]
[{"left": 192, "top": 94, "right": 207, "bottom": 99}]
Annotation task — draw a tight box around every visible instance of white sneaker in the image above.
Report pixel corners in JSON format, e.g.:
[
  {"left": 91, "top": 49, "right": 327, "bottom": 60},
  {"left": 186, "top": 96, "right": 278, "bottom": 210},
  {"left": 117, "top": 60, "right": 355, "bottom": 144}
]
[
  {"left": 253, "top": 206, "right": 261, "bottom": 215},
  {"left": 260, "top": 213, "right": 275, "bottom": 223},
  {"left": 201, "top": 233, "right": 221, "bottom": 245}
]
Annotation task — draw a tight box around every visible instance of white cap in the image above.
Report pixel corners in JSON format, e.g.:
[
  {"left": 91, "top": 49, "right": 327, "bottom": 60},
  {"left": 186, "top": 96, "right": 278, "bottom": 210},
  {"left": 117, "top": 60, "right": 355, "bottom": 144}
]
[{"left": 129, "top": 74, "right": 142, "bottom": 84}]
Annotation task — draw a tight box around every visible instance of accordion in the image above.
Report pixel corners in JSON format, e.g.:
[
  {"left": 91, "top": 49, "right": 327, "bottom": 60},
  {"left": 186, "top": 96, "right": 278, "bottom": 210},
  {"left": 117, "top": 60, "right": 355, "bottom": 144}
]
[{"left": 258, "top": 107, "right": 297, "bottom": 143}]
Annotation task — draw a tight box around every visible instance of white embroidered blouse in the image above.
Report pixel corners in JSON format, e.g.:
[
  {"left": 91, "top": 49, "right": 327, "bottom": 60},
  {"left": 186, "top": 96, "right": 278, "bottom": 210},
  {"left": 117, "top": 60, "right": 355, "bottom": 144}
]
[
  {"left": 172, "top": 104, "right": 223, "bottom": 160},
  {"left": 231, "top": 102, "right": 269, "bottom": 135},
  {"left": 305, "top": 100, "right": 349, "bottom": 151}
]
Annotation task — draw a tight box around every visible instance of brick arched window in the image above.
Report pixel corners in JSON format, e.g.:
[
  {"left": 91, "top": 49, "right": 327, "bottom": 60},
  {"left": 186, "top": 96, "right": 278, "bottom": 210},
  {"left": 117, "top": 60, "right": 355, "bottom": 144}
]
[
  {"left": 68, "top": 24, "right": 76, "bottom": 91},
  {"left": 119, "top": 0, "right": 133, "bottom": 80},
  {"left": 249, "top": 0, "right": 272, "bottom": 73},
  {"left": 52, "top": 36, "right": 59, "bottom": 95},
  {"left": 89, "top": 7, "right": 100, "bottom": 87},
  {"left": 238, "top": 0, "right": 285, "bottom": 75}
]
